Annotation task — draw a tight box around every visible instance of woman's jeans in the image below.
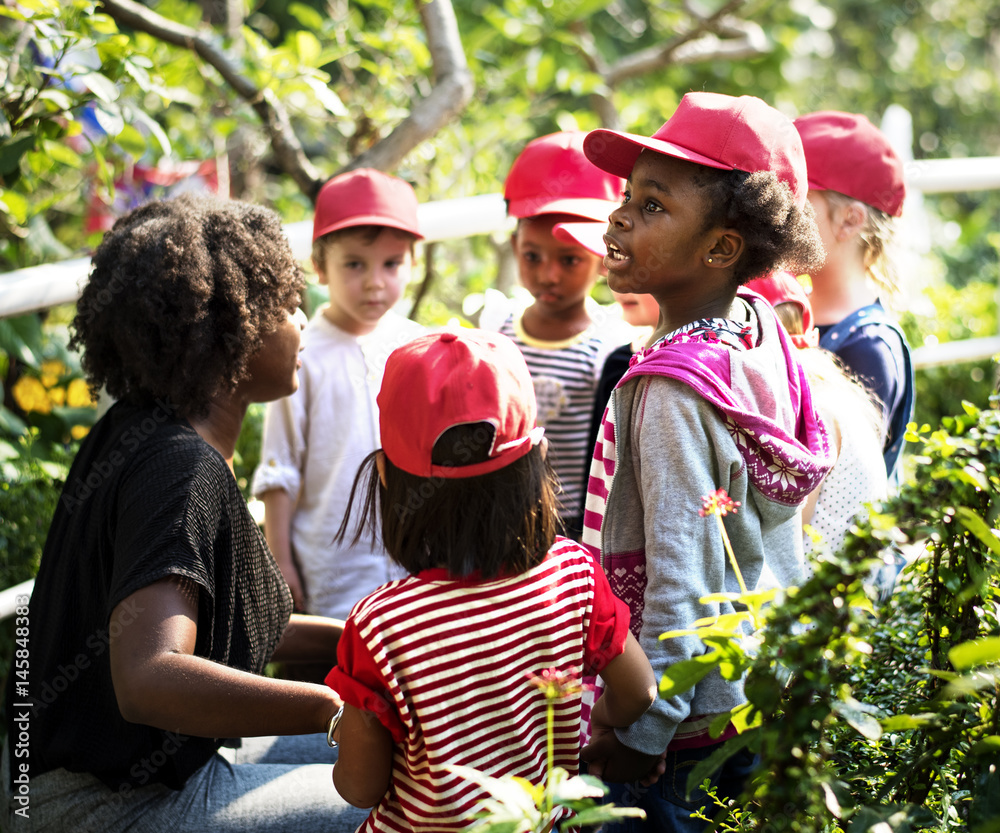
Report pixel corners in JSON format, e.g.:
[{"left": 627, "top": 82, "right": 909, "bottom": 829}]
[{"left": 1, "top": 734, "right": 369, "bottom": 833}]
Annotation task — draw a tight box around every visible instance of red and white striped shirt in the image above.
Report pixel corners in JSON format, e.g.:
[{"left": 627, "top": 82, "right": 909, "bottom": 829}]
[{"left": 327, "top": 536, "right": 629, "bottom": 832}]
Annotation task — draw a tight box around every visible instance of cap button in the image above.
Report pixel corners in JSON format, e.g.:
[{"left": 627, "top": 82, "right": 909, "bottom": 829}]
[{"left": 439, "top": 332, "right": 459, "bottom": 343}]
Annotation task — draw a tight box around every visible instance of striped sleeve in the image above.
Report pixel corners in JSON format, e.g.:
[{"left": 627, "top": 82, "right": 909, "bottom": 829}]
[{"left": 326, "top": 616, "right": 408, "bottom": 742}]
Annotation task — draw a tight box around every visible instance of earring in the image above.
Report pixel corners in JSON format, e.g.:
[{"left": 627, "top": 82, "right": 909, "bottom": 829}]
[{"left": 706, "top": 257, "right": 714, "bottom": 264}]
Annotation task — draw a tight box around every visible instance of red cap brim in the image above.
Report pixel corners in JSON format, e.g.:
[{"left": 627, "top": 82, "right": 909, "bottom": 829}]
[
  {"left": 584, "top": 129, "right": 733, "bottom": 179},
  {"left": 552, "top": 221, "right": 608, "bottom": 257},
  {"left": 312, "top": 213, "right": 424, "bottom": 242},
  {"left": 506, "top": 196, "right": 618, "bottom": 223}
]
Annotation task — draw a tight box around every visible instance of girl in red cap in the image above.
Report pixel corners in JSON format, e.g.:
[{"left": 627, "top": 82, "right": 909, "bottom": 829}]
[
  {"left": 326, "top": 329, "right": 656, "bottom": 830},
  {"left": 576, "top": 92, "right": 835, "bottom": 831}
]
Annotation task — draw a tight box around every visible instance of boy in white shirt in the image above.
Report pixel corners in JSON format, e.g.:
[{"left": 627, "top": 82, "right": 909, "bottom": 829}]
[{"left": 252, "top": 169, "right": 424, "bottom": 619}]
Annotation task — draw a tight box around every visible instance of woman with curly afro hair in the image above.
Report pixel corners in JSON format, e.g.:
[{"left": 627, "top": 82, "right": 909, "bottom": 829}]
[{"left": 3, "top": 194, "right": 369, "bottom": 832}]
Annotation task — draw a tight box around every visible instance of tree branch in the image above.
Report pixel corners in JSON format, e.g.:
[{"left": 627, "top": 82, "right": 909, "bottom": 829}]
[
  {"left": 339, "top": 0, "right": 474, "bottom": 177},
  {"left": 567, "top": 21, "right": 621, "bottom": 130},
  {"left": 100, "top": 0, "right": 323, "bottom": 197},
  {"left": 604, "top": 0, "right": 769, "bottom": 86},
  {"left": 100, "top": 0, "right": 473, "bottom": 203}
]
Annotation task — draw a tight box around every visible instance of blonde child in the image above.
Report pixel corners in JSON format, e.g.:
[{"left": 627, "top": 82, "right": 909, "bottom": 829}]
[
  {"left": 252, "top": 168, "right": 424, "bottom": 618},
  {"left": 499, "top": 131, "right": 629, "bottom": 537},
  {"left": 326, "top": 329, "right": 656, "bottom": 828},
  {"left": 745, "top": 272, "right": 887, "bottom": 563},
  {"left": 576, "top": 92, "right": 835, "bottom": 830},
  {"left": 794, "top": 111, "right": 914, "bottom": 482}
]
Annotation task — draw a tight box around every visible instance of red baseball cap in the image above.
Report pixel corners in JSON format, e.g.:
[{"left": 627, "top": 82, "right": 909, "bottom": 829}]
[
  {"left": 584, "top": 92, "right": 808, "bottom": 208},
  {"left": 552, "top": 221, "right": 607, "bottom": 257},
  {"left": 504, "top": 131, "right": 623, "bottom": 222},
  {"left": 745, "top": 272, "right": 816, "bottom": 348},
  {"left": 313, "top": 168, "right": 423, "bottom": 242},
  {"left": 378, "top": 330, "right": 545, "bottom": 479},
  {"left": 794, "top": 111, "right": 906, "bottom": 217}
]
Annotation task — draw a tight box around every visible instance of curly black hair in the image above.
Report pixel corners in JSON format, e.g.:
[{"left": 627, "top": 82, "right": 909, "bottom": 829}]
[
  {"left": 71, "top": 194, "right": 304, "bottom": 418},
  {"left": 693, "top": 167, "right": 826, "bottom": 286}
]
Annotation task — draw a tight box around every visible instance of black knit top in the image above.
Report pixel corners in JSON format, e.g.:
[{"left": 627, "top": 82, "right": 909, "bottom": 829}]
[{"left": 7, "top": 400, "right": 293, "bottom": 791}]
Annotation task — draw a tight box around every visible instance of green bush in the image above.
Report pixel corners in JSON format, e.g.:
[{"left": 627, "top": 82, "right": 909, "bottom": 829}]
[
  {"left": 0, "top": 442, "right": 69, "bottom": 702},
  {"left": 667, "top": 399, "right": 1000, "bottom": 833}
]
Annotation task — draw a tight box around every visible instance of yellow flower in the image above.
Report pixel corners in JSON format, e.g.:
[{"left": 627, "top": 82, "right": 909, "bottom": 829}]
[
  {"left": 66, "top": 378, "right": 95, "bottom": 408},
  {"left": 40, "top": 360, "right": 68, "bottom": 388},
  {"left": 12, "top": 376, "right": 52, "bottom": 414},
  {"left": 48, "top": 386, "right": 66, "bottom": 407},
  {"left": 70, "top": 425, "right": 91, "bottom": 440}
]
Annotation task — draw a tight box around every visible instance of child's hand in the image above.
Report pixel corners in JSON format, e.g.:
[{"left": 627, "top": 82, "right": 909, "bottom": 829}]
[{"left": 581, "top": 730, "right": 665, "bottom": 786}]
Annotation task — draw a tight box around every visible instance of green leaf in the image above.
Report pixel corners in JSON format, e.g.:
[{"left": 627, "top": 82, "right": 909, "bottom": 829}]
[
  {"left": 0, "top": 315, "right": 46, "bottom": 363},
  {"left": 288, "top": 2, "right": 325, "bottom": 30},
  {"left": 659, "top": 654, "right": 720, "bottom": 698},
  {"left": 300, "top": 76, "right": 349, "bottom": 117},
  {"left": 37, "top": 88, "right": 76, "bottom": 111},
  {"left": 0, "top": 410, "right": 28, "bottom": 438},
  {"left": 293, "top": 30, "right": 322, "bottom": 65},
  {"left": 571, "top": 806, "right": 646, "bottom": 826},
  {"left": 0, "top": 135, "right": 36, "bottom": 176},
  {"left": 955, "top": 507, "right": 1000, "bottom": 559},
  {"left": 880, "top": 713, "right": 939, "bottom": 731},
  {"left": 949, "top": 637, "right": 1000, "bottom": 671},
  {"left": 730, "top": 702, "right": 762, "bottom": 733},
  {"left": 122, "top": 57, "right": 152, "bottom": 92},
  {"left": 528, "top": 51, "right": 555, "bottom": 91},
  {"left": 832, "top": 697, "right": 883, "bottom": 740},
  {"left": 970, "top": 736, "right": 1000, "bottom": 756},
  {"left": 79, "top": 71, "right": 120, "bottom": 104},
  {"left": 114, "top": 123, "right": 147, "bottom": 157},
  {"left": 89, "top": 101, "right": 125, "bottom": 137},
  {"left": 128, "top": 107, "right": 171, "bottom": 157},
  {"left": 961, "top": 400, "right": 980, "bottom": 417},
  {"left": 40, "top": 139, "right": 83, "bottom": 168},
  {"left": 0, "top": 188, "right": 29, "bottom": 224},
  {"left": 0, "top": 4, "right": 32, "bottom": 21},
  {"left": 445, "top": 765, "right": 538, "bottom": 814},
  {"left": 88, "top": 141, "right": 113, "bottom": 193},
  {"left": 88, "top": 12, "right": 120, "bottom": 36}
]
